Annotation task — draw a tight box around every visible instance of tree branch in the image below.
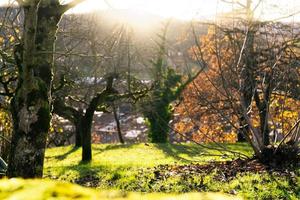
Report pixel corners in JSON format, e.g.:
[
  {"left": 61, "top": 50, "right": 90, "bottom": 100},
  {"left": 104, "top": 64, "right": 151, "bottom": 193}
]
[
  {"left": 61, "top": 0, "right": 87, "bottom": 13},
  {"left": 15, "top": 0, "right": 24, "bottom": 6}
]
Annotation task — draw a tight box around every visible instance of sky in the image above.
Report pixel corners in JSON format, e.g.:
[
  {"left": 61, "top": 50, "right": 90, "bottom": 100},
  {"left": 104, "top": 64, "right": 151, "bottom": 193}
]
[{"left": 0, "top": 0, "right": 300, "bottom": 21}]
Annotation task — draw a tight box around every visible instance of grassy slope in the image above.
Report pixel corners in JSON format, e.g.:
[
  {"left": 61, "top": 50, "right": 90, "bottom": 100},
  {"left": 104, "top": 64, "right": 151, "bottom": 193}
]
[
  {"left": 0, "top": 179, "right": 240, "bottom": 200},
  {"left": 43, "top": 143, "right": 300, "bottom": 200},
  {"left": 44, "top": 143, "right": 252, "bottom": 182}
]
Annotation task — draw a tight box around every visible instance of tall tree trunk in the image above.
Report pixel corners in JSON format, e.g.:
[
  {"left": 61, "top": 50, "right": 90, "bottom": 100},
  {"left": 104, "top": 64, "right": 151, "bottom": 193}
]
[
  {"left": 239, "top": 25, "right": 257, "bottom": 142},
  {"left": 260, "top": 103, "right": 270, "bottom": 146},
  {"left": 7, "top": 2, "right": 63, "bottom": 178},
  {"left": 112, "top": 103, "right": 124, "bottom": 144},
  {"left": 81, "top": 114, "right": 93, "bottom": 162},
  {"left": 238, "top": 0, "right": 255, "bottom": 142},
  {"left": 260, "top": 76, "right": 272, "bottom": 146},
  {"left": 81, "top": 76, "right": 115, "bottom": 162},
  {"left": 75, "top": 119, "right": 82, "bottom": 147},
  {"left": 81, "top": 96, "right": 101, "bottom": 162}
]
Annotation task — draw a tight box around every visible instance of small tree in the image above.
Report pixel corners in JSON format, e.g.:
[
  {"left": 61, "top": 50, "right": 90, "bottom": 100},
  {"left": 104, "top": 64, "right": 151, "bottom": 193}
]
[
  {"left": 178, "top": 19, "right": 300, "bottom": 164},
  {"left": 52, "top": 19, "right": 149, "bottom": 161},
  {"left": 142, "top": 23, "right": 202, "bottom": 143}
]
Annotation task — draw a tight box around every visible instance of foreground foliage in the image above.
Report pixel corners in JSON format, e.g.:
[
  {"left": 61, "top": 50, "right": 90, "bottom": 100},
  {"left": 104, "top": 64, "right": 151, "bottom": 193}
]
[
  {"left": 0, "top": 179, "right": 239, "bottom": 200},
  {"left": 44, "top": 143, "right": 300, "bottom": 199}
]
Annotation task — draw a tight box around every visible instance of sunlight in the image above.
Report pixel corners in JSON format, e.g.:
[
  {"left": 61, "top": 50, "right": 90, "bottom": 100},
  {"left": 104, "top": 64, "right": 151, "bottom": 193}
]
[
  {"left": 68, "top": 0, "right": 300, "bottom": 22},
  {"left": 69, "top": 0, "right": 222, "bottom": 20},
  {"left": 0, "top": 0, "right": 299, "bottom": 21}
]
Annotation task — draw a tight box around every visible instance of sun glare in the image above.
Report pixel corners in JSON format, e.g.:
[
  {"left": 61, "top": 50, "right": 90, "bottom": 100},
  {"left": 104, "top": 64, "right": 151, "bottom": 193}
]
[
  {"left": 69, "top": 0, "right": 300, "bottom": 22},
  {"left": 70, "top": 0, "right": 221, "bottom": 20},
  {"left": 0, "top": 0, "right": 299, "bottom": 22}
]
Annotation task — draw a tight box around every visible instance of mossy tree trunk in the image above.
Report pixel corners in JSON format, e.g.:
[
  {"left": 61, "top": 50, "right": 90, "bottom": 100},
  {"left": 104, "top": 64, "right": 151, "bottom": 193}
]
[{"left": 7, "top": 0, "right": 85, "bottom": 178}]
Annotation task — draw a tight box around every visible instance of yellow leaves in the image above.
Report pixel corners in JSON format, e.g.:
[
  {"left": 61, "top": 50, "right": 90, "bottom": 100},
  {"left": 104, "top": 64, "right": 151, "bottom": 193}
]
[
  {"left": 252, "top": 118, "right": 260, "bottom": 128},
  {"left": 0, "top": 109, "right": 12, "bottom": 148},
  {"left": 9, "top": 36, "right": 15, "bottom": 43},
  {"left": 49, "top": 126, "right": 64, "bottom": 133},
  {"left": 269, "top": 95, "right": 300, "bottom": 133},
  {"left": 0, "top": 34, "right": 18, "bottom": 45},
  {"left": 49, "top": 127, "right": 54, "bottom": 132},
  {"left": 174, "top": 121, "right": 193, "bottom": 134},
  {"left": 282, "top": 110, "right": 298, "bottom": 119}
]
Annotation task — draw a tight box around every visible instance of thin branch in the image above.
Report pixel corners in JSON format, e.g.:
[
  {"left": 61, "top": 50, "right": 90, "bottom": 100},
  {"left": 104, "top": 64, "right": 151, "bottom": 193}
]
[
  {"left": 275, "top": 119, "right": 300, "bottom": 152},
  {"left": 0, "top": 134, "right": 11, "bottom": 144},
  {"left": 61, "top": 0, "right": 87, "bottom": 13}
]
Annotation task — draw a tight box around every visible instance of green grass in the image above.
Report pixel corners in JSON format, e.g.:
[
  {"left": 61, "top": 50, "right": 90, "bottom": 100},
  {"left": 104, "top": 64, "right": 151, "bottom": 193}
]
[
  {"left": 43, "top": 143, "right": 300, "bottom": 200},
  {"left": 45, "top": 143, "right": 252, "bottom": 167},
  {"left": 44, "top": 143, "right": 252, "bottom": 182},
  {"left": 0, "top": 179, "right": 240, "bottom": 200}
]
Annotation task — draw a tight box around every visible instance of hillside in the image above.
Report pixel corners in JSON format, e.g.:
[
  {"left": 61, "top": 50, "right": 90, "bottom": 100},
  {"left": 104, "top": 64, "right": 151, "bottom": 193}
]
[{"left": 43, "top": 143, "right": 299, "bottom": 199}]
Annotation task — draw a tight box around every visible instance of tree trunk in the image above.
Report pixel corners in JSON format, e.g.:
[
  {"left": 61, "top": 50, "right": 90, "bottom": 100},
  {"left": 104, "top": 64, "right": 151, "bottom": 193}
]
[
  {"left": 112, "top": 103, "right": 124, "bottom": 144},
  {"left": 81, "top": 97, "right": 99, "bottom": 162},
  {"left": 239, "top": 27, "right": 256, "bottom": 142},
  {"left": 75, "top": 119, "right": 82, "bottom": 147},
  {"left": 81, "top": 115, "right": 92, "bottom": 162},
  {"left": 260, "top": 103, "right": 270, "bottom": 146},
  {"left": 260, "top": 80, "right": 271, "bottom": 146},
  {"left": 7, "top": 2, "right": 63, "bottom": 178},
  {"left": 81, "top": 75, "right": 116, "bottom": 162},
  {"left": 52, "top": 98, "right": 83, "bottom": 147}
]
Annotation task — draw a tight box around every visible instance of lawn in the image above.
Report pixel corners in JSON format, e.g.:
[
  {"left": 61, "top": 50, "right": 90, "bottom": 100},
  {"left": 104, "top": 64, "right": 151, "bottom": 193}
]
[{"left": 42, "top": 143, "right": 300, "bottom": 199}]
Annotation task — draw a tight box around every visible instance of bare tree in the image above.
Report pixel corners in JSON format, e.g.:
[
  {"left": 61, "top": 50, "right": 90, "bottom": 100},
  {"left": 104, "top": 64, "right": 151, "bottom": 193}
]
[
  {"left": 52, "top": 16, "right": 149, "bottom": 161},
  {"left": 180, "top": 7, "right": 300, "bottom": 163}
]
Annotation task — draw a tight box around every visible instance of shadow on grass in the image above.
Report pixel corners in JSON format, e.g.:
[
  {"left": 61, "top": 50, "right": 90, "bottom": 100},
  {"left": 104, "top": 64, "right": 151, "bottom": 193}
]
[
  {"left": 154, "top": 143, "right": 206, "bottom": 163},
  {"left": 155, "top": 142, "right": 253, "bottom": 163},
  {"left": 91, "top": 143, "right": 253, "bottom": 163},
  {"left": 93, "top": 143, "right": 136, "bottom": 150},
  {"left": 224, "top": 142, "right": 253, "bottom": 154},
  {"left": 54, "top": 146, "right": 80, "bottom": 161},
  {"left": 46, "top": 161, "right": 127, "bottom": 188},
  {"left": 92, "top": 143, "right": 141, "bottom": 156},
  {"left": 92, "top": 143, "right": 207, "bottom": 162}
]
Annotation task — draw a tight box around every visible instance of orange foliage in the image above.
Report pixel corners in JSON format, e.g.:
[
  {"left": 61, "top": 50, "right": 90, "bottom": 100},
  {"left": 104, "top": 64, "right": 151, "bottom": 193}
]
[{"left": 174, "top": 24, "right": 300, "bottom": 144}]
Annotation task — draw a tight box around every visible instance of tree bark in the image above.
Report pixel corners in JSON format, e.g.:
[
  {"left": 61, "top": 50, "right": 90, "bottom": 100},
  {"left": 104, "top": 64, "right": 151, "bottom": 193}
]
[
  {"left": 52, "top": 98, "right": 83, "bottom": 147},
  {"left": 7, "top": 2, "right": 63, "bottom": 178},
  {"left": 74, "top": 118, "right": 82, "bottom": 147},
  {"left": 81, "top": 94, "right": 104, "bottom": 162},
  {"left": 112, "top": 103, "right": 124, "bottom": 144},
  {"left": 81, "top": 110, "right": 94, "bottom": 162},
  {"left": 239, "top": 26, "right": 256, "bottom": 143},
  {"left": 81, "top": 76, "right": 116, "bottom": 162},
  {"left": 260, "top": 76, "right": 272, "bottom": 146}
]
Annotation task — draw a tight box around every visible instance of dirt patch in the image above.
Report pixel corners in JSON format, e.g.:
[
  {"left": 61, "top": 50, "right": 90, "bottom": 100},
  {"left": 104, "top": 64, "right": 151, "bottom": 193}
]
[
  {"left": 74, "top": 174, "right": 100, "bottom": 187},
  {"left": 148, "top": 158, "right": 299, "bottom": 182}
]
